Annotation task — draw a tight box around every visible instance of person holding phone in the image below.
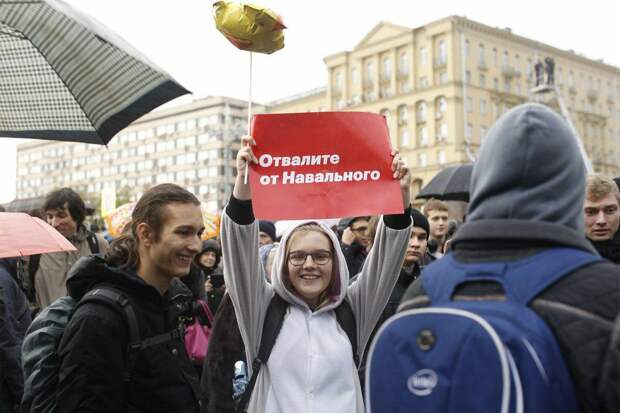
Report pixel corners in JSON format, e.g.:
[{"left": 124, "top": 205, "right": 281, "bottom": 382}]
[{"left": 196, "top": 240, "right": 225, "bottom": 315}]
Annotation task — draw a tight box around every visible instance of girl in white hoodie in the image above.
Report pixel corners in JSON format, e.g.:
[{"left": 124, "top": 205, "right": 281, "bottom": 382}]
[{"left": 221, "top": 136, "right": 412, "bottom": 413}]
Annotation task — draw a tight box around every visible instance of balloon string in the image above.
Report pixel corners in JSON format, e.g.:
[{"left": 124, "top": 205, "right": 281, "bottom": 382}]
[{"left": 244, "top": 52, "right": 253, "bottom": 185}]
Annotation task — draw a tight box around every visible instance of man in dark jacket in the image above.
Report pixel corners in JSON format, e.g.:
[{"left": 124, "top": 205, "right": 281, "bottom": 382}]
[
  {"left": 583, "top": 174, "right": 620, "bottom": 263},
  {"left": 0, "top": 258, "right": 31, "bottom": 413},
  {"left": 57, "top": 184, "right": 205, "bottom": 413},
  {"left": 378, "top": 208, "right": 429, "bottom": 323},
  {"left": 340, "top": 216, "right": 371, "bottom": 276},
  {"left": 400, "top": 104, "right": 620, "bottom": 413}
]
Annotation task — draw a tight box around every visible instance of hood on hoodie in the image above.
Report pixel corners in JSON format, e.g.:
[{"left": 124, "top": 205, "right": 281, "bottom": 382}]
[
  {"left": 467, "top": 103, "right": 586, "bottom": 233},
  {"left": 270, "top": 220, "right": 349, "bottom": 314}
]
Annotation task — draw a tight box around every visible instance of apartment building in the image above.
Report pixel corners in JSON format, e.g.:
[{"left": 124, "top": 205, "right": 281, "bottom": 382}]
[
  {"left": 269, "top": 16, "right": 620, "bottom": 194},
  {"left": 16, "top": 96, "right": 255, "bottom": 212}
]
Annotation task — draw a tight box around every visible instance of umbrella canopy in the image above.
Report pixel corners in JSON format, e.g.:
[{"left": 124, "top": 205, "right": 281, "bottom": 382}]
[
  {"left": 416, "top": 164, "right": 473, "bottom": 202},
  {"left": 0, "top": 0, "right": 190, "bottom": 145},
  {"left": 104, "top": 202, "right": 220, "bottom": 240},
  {"left": 0, "top": 212, "right": 76, "bottom": 258},
  {"left": 4, "top": 195, "right": 95, "bottom": 215}
]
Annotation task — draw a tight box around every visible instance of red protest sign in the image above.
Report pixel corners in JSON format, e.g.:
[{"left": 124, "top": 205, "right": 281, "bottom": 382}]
[{"left": 249, "top": 112, "right": 402, "bottom": 220}]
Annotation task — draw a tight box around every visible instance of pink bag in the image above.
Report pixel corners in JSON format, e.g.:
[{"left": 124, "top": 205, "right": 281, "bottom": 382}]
[{"left": 184, "top": 299, "right": 215, "bottom": 365}]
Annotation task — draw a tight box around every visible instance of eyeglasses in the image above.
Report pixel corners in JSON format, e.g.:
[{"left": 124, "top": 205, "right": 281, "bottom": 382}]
[{"left": 288, "top": 251, "right": 332, "bottom": 266}]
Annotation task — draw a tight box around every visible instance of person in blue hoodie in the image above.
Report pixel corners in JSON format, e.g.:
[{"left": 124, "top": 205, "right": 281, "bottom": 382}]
[
  {"left": 0, "top": 258, "right": 31, "bottom": 413},
  {"left": 400, "top": 103, "right": 620, "bottom": 413}
]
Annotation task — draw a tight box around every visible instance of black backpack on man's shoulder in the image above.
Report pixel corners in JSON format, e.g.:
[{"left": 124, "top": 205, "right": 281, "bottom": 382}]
[{"left": 20, "top": 286, "right": 182, "bottom": 413}]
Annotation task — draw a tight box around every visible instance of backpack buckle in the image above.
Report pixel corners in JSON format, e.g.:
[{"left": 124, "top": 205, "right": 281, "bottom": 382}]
[{"left": 417, "top": 329, "right": 436, "bottom": 351}]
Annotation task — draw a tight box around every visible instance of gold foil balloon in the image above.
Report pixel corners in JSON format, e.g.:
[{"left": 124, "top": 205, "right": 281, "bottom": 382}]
[{"left": 213, "top": 1, "right": 285, "bottom": 54}]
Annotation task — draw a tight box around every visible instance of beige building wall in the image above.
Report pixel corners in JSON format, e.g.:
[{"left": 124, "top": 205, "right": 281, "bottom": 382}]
[
  {"left": 269, "top": 16, "right": 620, "bottom": 197},
  {"left": 16, "top": 96, "right": 258, "bottom": 213}
]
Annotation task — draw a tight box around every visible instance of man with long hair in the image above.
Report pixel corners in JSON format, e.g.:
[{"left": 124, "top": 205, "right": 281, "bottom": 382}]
[{"left": 56, "top": 184, "right": 206, "bottom": 412}]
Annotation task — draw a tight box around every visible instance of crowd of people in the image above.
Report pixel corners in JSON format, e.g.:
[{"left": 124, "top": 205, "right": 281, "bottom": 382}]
[{"left": 0, "top": 102, "right": 619, "bottom": 413}]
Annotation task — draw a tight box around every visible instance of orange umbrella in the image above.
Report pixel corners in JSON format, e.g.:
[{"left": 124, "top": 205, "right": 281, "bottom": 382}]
[
  {"left": 200, "top": 207, "right": 221, "bottom": 240},
  {"left": 104, "top": 203, "right": 220, "bottom": 240},
  {"left": 0, "top": 212, "right": 77, "bottom": 258},
  {"left": 104, "top": 202, "right": 136, "bottom": 238}
]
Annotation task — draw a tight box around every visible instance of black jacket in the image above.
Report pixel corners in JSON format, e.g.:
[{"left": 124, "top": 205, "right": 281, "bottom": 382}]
[
  {"left": 0, "top": 259, "right": 31, "bottom": 407},
  {"left": 201, "top": 294, "right": 246, "bottom": 413},
  {"left": 57, "top": 256, "right": 204, "bottom": 413},
  {"left": 401, "top": 104, "right": 620, "bottom": 413},
  {"left": 341, "top": 241, "right": 367, "bottom": 277},
  {"left": 590, "top": 231, "right": 620, "bottom": 264}
]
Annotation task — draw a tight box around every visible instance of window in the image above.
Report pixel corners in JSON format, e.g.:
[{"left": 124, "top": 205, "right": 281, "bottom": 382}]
[
  {"left": 480, "top": 99, "right": 487, "bottom": 115},
  {"left": 420, "top": 47, "right": 428, "bottom": 65},
  {"left": 417, "top": 102, "right": 427, "bottom": 122},
  {"left": 478, "top": 44, "right": 485, "bottom": 65},
  {"left": 481, "top": 126, "right": 487, "bottom": 141},
  {"left": 438, "top": 123, "right": 448, "bottom": 141},
  {"left": 400, "top": 130, "right": 410, "bottom": 147},
  {"left": 399, "top": 52, "right": 409, "bottom": 75},
  {"left": 465, "top": 123, "right": 473, "bottom": 139},
  {"left": 503, "top": 51, "right": 509, "bottom": 66},
  {"left": 465, "top": 71, "right": 471, "bottom": 84},
  {"left": 479, "top": 74, "right": 486, "bottom": 88},
  {"left": 466, "top": 97, "right": 473, "bottom": 113},
  {"left": 438, "top": 150, "right": 446, "bottom": 165},
  {"left": 514, "top": 54, "right": 520, "bottom": 72},
  {"left": 334, "top": 71, "right": 342, "bottom": 92},
  {"left": 419, "top": 127, "right": 428, "bottom": 146},
  {"left": 437, "top": 97, "right": 448, "bottom": 115},
  {"left": 492, "top": 48, "right": 498, "bottom": 66},
  {"left": 382, "top": 56, "right": 392, "bottom": 79},
  {"left": 419, "top": 77, "right": 428, "bottom": 88},
  {"left": 494, "top": 78, "right": 499, "bottom": 90},
  {"left": 366, "top": 61, "right": 374, "bottom": 84},
  {"left": 397, "top": 105, "right": 409, "bottom": 125},
  {"left": 418, "top": 153, "right": 427, "bottom": 168},
  {"left": 438, "top": 40, "right": 447, "bottom": 64},
  {"left": 504, "top": 79, "right": 511, "bottom": 93},
  {"left": 439, "top": 72, "right": 448, "bottom": 84},
  {"left": 464, "top": 40, "right": 470, "bottom": 57},
  {"left": 351, "top": 67, "right": 358, "bottom": 84}
]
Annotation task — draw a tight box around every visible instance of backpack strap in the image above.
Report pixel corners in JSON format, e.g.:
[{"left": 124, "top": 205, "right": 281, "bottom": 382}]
[
  {"left": 78, "top": 287, "right": 182, "bottom": 384},
  {"left": 236, "top": 294, "right": 358, "bottom": 412},
  {"left": 502, "top": 248, "right": 602, "bottom": 304},
  {"left": 236, "top": 293, "right": 288, "bottom": 413},
  {"left": 335, "top": 298, "right": 358, "bottom": 367},
  {"left": 28, "top": 254, "right": 41, "bottom": 302},
  {"left": 422, "top": 248, "right": 602, "bottom": 305},
  {"left": 86, "top": 232, "right": 100, "bottom": 254}
]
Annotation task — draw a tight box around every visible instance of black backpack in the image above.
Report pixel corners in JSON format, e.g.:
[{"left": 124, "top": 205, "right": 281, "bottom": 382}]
[
  {"left": 21, "top": 286, "right": 183, "bottom": 413},
  {"left": 236, "top": 294, "right": 357, "bottom": 413}
]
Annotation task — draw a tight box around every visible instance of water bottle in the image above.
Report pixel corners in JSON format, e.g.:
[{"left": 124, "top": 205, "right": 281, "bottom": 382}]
[{"left": 232, "top": 360, "right": 249, "bottom": 400}]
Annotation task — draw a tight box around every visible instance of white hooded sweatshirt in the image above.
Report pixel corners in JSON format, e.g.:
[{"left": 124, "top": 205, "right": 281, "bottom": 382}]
[{"left": 221, "top": 209, "right": 411, "bottom": 413}]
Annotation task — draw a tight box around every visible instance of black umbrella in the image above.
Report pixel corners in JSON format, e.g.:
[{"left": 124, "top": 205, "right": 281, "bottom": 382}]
[
  {"left": 416, "top": 164, "right": 473, "bottom": 202},
  {"left": 0, "top": 0, "right": 190, "bottom": 145}
]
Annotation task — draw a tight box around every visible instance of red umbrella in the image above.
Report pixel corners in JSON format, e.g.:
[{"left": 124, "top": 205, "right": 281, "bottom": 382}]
[{"left": 0, "top": 212, "right": 77, "bottom": 259}]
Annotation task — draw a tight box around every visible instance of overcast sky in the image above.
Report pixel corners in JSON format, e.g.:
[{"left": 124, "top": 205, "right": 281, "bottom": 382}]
[{"left": 1, "top": 0, "right": 618, "bottom": 203}]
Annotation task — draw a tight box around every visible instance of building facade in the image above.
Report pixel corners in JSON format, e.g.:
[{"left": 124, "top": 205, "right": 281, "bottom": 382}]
[
  {"left": 268, "top": 16, "right": 620, "bottom": 194},
  {"left": 16, "top": 96, "right": 255, "bottom": 212}
]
